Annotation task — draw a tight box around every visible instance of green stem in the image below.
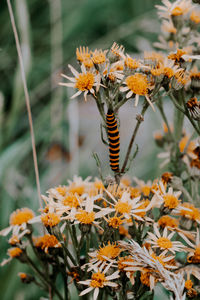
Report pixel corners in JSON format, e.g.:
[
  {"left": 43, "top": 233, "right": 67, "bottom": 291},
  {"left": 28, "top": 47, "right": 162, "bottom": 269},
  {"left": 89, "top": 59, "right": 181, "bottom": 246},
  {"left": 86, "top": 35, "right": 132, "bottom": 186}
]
[
  {"left": 121, "top": 102, "right": 149, "bottom": 174},
  {"left": 26, "top": 255, "right": 64, "bottom": 300}
]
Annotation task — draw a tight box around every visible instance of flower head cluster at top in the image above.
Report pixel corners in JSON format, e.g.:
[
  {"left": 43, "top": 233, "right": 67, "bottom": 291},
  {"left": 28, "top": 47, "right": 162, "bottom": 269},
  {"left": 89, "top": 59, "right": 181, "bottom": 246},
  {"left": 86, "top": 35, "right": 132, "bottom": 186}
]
[
  {"left": 1, "top": 1, "right": 200, "bottom": 300},
  {"left": 1, "top": 175, "right": 200, "bottom": 299},
  {"left": 59, "top": 0, "right": 200, "bottom": 118}
]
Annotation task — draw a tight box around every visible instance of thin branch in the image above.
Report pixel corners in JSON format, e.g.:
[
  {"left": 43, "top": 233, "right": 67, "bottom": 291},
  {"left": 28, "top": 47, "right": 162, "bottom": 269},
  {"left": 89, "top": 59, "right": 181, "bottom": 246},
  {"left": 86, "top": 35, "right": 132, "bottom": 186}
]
[
  {"left": 7, "top": 0, "right": 42, "bottom": 208},
  {"left": 121, "top": 102, "right": 149, "bottom": 174}
]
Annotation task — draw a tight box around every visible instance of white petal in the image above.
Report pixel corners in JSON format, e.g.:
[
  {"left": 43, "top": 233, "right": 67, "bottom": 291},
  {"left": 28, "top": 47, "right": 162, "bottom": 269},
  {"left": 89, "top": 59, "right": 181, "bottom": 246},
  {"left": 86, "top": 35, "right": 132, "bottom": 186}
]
[
  {"left": 71, "top": 90, "right": 82, "bottom": 99},
  {"left": 93, "top": 288, "right": 99, "bottom": 300},
  {"left": 79, "top": 287, "right": 93, "bottom": 296},
  {"left": 68, "top": 64, "right": 79, "bottom": 77}
]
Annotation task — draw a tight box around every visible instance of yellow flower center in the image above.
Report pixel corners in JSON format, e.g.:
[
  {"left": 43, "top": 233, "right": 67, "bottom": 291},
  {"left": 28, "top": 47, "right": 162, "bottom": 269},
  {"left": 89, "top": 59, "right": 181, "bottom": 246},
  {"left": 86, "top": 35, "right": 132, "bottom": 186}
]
[
  {"left": 34, "top": 234, "right": 61, "bottom": 252},
  {"left": 108, "top": 216, "right": 123, "bottom": 228},
  {"left": 151, "top": 67, "right": 164, "bottom": 77},
  {"left": 8, "top": 247, "right": 23, "bottom": 258},
  {"left": 18, "top": 273, "right": 27, "bottom": 280},
  {"left": 68, "top": 184, "right": 85, "bottom": 196},
  {"left": 92, "top": 50, "right": 106, "bottom": 64},
  {"left": 158, "top": 215, "right": 178, "bottom": 228},
  {"left": 90, "top": 272, "right": 106, "bottom": 288},
  {"left": 168, "top": 49, "right": 186, "bottom": 61},
  {"left": 75, "top": 73, "right": 95, "bottom": 91},
  {"left": 125, "top": 57, "right": 139, "bottom": 69},
  {"left": 125, "top": 73, "right": 148, "bottom": 95},
  {"left": 9, "top": 235, "right": 20, "bottom": 245},
  {"left": 171, "top": 7, "right": 183, "bottom": 16},
  {"left": 135, "top": 200, "right": 150, "bottom": 218},
  {"left": 9, "top": 208, "right": 34, "bottom": 226},
  {"left": 180, "top": 203, "right": 200, "bottom": 222},
  {"left": 115, "top": 201, "right": 132, "bottom": 214},
  {"left": 130, "top": 187, "right": 141, "bottom": 198},
  {"left": 76, "top": 210, "right": 95, "bottom": 224},
  {"left": 94, "top": 180, "right": 104, "bottom": 190},
  {"left": 118, "top": 256, "right": 134, "bottom": 271},
  {"left": 185, "top": 280, "right": 193, "bottom": 290},
  {"left": 82, "top": 58, "right": 94, "bottom": 68},
  {"left": 163, "top": 194, "right": 179, "bottom": 209},
  {"left": 41, "top": 213, "right": 60, "bottom": 227},
  {"left": 56, "top": 186, "right": 67, "bottom": 196},
  {"left": 157, "top": 237, "right": 172, "bottom": 249},
  {"left": 164, "top": 67, "right": 174, "bottom": 78},
  {"left": 190, "top": 11, "right": 200, "bottom": 24},
  {"left": 141, "top": 186, "right": 151, "bottom": 197},
  {"left": 62, "top": 193, "right": 80, "bottom": 208},
  {"left": 97, "top": 242, "right": 120, "bottom": 261},
  {"left": 140, "top": 269, "right": 151, "bottom": 287}
]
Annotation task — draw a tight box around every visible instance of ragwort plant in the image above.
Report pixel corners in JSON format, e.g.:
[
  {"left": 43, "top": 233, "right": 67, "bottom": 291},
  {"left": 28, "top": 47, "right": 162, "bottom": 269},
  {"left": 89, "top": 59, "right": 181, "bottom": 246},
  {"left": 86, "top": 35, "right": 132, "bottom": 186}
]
[{"left": 1, "top": 0, "right": 200, "bottom": 299}]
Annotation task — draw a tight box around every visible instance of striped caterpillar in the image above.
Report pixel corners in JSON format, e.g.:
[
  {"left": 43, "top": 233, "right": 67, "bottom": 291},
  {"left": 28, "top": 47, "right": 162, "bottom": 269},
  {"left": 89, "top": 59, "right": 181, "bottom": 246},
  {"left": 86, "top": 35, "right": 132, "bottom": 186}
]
[{"left": 106, "top": 109, "right": 120, "bottom": 172}]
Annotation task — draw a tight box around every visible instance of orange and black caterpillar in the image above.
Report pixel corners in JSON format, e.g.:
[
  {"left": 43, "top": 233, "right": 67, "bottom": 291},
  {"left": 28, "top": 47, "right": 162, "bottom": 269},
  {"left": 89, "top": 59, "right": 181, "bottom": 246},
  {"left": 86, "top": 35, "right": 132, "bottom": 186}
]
[{"left": 106, "top": 109, "right": 120, "bottom": 172}]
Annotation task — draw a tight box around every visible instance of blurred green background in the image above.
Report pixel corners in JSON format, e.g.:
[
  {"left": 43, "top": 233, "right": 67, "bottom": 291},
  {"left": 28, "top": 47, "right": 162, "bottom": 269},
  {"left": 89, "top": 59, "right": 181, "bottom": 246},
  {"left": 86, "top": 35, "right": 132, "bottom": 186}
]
[{"left": 0, "top": 0, "right": 167, "bottom": 299}]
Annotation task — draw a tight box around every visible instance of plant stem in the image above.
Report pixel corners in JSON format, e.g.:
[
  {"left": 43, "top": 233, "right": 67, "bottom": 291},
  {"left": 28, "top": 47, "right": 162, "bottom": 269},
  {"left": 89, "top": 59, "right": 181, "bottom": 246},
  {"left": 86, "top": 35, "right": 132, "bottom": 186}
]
[
  {"left": 121, "top": 102, "right": 149, "bottom": 174},
  {"left": 26, "top": 255, "right": 64, "bottom": 300}
]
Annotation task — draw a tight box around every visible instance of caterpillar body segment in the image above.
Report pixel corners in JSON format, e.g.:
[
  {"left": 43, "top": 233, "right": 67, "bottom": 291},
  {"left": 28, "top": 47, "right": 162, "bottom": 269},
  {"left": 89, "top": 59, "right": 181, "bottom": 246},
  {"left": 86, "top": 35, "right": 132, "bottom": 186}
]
[{"left": 106, "top": 109, "right": 120, "bottom": 172}]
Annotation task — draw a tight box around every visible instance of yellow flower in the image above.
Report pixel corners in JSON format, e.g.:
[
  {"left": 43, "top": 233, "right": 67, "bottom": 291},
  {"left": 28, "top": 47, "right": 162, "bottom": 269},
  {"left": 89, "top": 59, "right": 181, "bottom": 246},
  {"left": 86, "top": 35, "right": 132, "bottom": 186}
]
[
  {"left": 8, "top": 247, "right": 23, "bottom": 258},
  {"left": 190, "top": 11, "right": 200, "bottom": 24},
  {"left": 97, "top": 242, "right": 120, "bottom": 261},
  {"left": 9, "top": 208, "right": 34, "bottom": 226},
  {"left": 125, "top": 73, "right": 148, "bottom": 96},
  {"left": 90, "top": 272, "right": 106, "bottom": 288},
  {"left": 124, "top": 56, "right": 140, "bottom": 69},
  {"left": 41, "top": 212, "right": 60, "bottom": 227},
  {"left": 76, "top": 46, "right": 91, "bottom": 62},
  {"left": 76, "top": 210, "right": 95, "bottom": 224},
  {"left": 163, "top": 194, "right": 179, "bottom": 209},
  {"left": 34, "top": 234, "right": 61, "bottom": 253},
  {"left": 92, "top": 49, "right": 107, "bottom": 65},
  {"left": 120, "top": 73, "right": 154, "bottom": 110},
  {"left": 158, "top": 215, "right": 179, "bottom": 228},
  {"left": 62, "top": 193, "right": 81, "bottom": 208},
  {"left": 59, "top": 64, "right": 100, "bottom": 101}
]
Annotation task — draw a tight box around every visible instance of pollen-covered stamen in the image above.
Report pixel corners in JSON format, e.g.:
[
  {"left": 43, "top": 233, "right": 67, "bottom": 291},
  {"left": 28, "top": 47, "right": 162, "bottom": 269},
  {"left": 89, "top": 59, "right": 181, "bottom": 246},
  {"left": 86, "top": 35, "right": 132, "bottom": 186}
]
[
  {"left": 8, "top": 247, "right": 23, "bottom": 258},
  {"left": 158, "top": 215, "right": 178, "bottom": 228},
  {"left": 163, "top": 194, "right": 179, "bottom": 209},
  {"left": 75, "top": 73, "right": 95, "bottom": 91},
  {"left": 115, "top": 201, "right": 132, "bottom": 214},
  {"left": 125, "top": 73, "right": 148, "bottom": 96},
  {"left": 185, "top": 279, "right": 193, "bottom": 290},
  {"left": 92, "top": 49, "right": 106, "bottom": 65},
  {"left": 68, "top": 184, "right": 85, "bottom": 196},
  {"left": 75, "top": 210, "right": 95, "bottom": 224},
  {"left": 56, "top": 186, "right": 67, "bottom": 196},
  {"left": 9, "top": 208, "right": 35, "bottom": 226},
  {"left": 108, "top": 216, "right": 123, "bottom": 228},
  {"left": 180, "top": 203, "right": 200, "bottom": 222},
  {"left": 97, "top": 242, "right": 120, "bottom": 261},
  {"left": 168, "top": 49, "right": 186, "bottom": 62},
  {"left": 34, "top": 234, "right": 61, "bottom": 252},
  {"left": 62, "top": 193, "right": 81, "bottom": 208},
  {"left": 190, "top": 11, "right": 200, "bottom": 24},
  {"left": 41, "top": 213, "right": 60, "bottom": 227},
  {"left": 171, "top": 6, "right": 184, "bottom": 16},
  {"left": 124, "top": 57, "right": 140, "bottom": 69},
  {"left": 157, "top": 237, "right": 173, "bottom": 249},
  {"left": 90, "top": 272, "right": 106, "bottom": 288}
]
